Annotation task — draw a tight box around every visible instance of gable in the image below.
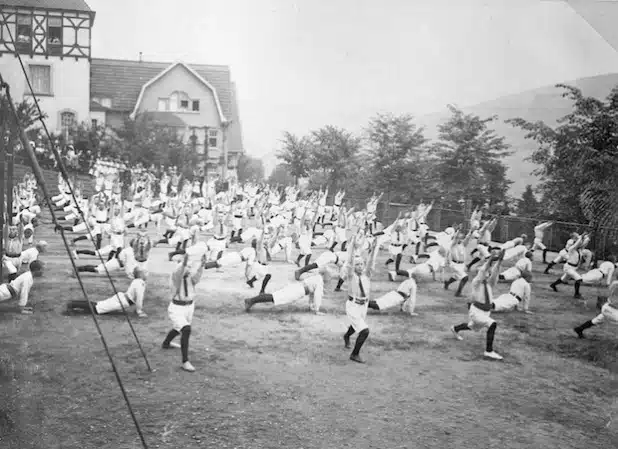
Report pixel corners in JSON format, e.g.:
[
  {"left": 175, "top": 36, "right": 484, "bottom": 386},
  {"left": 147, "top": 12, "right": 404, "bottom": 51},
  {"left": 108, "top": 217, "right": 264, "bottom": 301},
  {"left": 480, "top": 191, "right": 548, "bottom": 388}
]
[
  {"left": 132, "top": 62, "right": 225, "bottom": 122},
  {"left": 90, "top": 58, "right": 232, "bottom": 118}
]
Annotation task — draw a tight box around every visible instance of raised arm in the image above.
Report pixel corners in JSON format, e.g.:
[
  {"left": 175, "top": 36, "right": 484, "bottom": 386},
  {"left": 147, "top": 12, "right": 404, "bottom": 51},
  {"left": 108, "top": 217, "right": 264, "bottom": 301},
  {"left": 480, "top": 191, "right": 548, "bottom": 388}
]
[{"left": 365, "top": 237, "right": 380, "bottom": 278}]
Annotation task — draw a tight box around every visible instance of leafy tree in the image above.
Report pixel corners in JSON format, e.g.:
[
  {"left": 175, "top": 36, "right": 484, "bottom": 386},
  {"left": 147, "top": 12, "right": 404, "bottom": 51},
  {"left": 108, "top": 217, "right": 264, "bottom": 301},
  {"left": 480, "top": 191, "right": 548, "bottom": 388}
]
[
  {"left": 507, "top": 84, "right": 618, "bottom": 225},
  {"left": 517, "top": 184, "right": 539, "bottom": 217},
  {"left": 276, "top": 131, "right": 312, "bottom": 185},
  {"left": 236, "top": 153, "right": 265, "bottom": 182},
  {"left": 431, "top": 105, "right": 512, "bottom": 209},
  {"left": 365, "top": 113, "right": 428, "bottom": 203},
  {"left": 117, "top": 116, "right": 188, "bottom": 169},
  {"left": 309, "top": 125, "right": 361, "bottom": 192},
  {"left": 268, "top": 163, "right": 296, "bottom": 186}
]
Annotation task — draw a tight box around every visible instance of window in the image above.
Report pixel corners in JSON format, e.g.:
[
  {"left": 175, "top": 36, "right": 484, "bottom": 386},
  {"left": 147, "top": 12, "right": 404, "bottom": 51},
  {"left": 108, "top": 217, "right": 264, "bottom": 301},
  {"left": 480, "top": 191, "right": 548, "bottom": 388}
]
[
  {"left": 61, "top": 111, "right": 75, "bottom": 130},
  {"left": 16, "top": 15, "right": 32, "bottom": 53},
  {"left": 157, "top": 98, "right": 170, "bottom": 111},
  {"left": 29, "top": 65, "right": 51, "bottom": 95},
  {"left": 100, "top": 98, "right": 112, "bottom": 108},
  {"left": 192, "top": 100, "right": 200, "bottom": 111},
  {"left": 47, "top": 17, "right": 62, "bottom": 55},
  {"left": 208, "top": 129, "right": 218, "bottom": 148},
  {"left": 91, "top": 119, "right": 98, "bottom": 128},
  {"left": 170, "top": 91, "right": 190, "bottom": 111}
]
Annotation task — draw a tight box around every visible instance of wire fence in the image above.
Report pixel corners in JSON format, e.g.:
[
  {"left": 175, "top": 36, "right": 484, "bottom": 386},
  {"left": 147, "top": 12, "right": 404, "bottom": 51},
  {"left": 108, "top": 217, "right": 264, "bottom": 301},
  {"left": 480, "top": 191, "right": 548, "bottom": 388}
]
[{"left": 340, "top": 197, "right": 618, "bottom": 259}]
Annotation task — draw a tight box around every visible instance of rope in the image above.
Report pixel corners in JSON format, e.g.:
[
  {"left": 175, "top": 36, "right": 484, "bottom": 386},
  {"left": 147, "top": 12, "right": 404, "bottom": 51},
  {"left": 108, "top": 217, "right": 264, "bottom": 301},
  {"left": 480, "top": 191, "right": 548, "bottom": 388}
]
[
  {"left": 3, "top": 24, "right": 153, "bottom": 373},
  {"left": 1, "top": 38, "right": 150, "bottom": 449}
]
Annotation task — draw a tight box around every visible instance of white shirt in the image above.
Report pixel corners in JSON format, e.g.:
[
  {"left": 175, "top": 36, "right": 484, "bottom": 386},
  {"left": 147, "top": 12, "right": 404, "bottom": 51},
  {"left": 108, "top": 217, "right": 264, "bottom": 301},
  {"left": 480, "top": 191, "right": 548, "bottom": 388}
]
[
  {"left": 515, "top": 256, "right": 532, "bottom": 272},
  {"left": 19, "top": 247, "right": 39, "bottom": 265},
  {"left": 397, "top": 278, "right": 417, "bottom": 299},
  {"left": 427, "top": 251, "right": 446, "bottom": 271},
  {"left": 11, "top": 271, "right": 33, "bottom": 306},
  {"left": 126, "top": 278, "right": 146, "bottom": 313},
  {"left": 303, "top": 274, "right": 324, "bottom": 304},
  {"left": 240, "top": 247, "right": 256, "bottom": 264},
  {"left": 599, "top": 261, "right": 616, "bottom": 285},
  {"left": 509, "top": 278, "right": 531, "bottom": 311}
]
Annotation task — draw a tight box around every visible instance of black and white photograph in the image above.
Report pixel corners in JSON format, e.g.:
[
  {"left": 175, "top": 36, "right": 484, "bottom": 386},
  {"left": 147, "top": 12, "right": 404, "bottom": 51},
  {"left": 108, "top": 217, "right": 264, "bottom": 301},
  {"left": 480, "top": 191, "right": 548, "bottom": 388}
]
[{"left": 0, "top": 0, "right": 617, "bottom": 448}]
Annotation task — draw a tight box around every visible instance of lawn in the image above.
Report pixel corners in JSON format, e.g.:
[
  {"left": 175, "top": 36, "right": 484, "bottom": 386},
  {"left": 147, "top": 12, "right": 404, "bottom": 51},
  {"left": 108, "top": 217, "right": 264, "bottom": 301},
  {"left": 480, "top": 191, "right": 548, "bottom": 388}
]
[{"left": 1, "top": 212, "right": 617, "bottom": 449}]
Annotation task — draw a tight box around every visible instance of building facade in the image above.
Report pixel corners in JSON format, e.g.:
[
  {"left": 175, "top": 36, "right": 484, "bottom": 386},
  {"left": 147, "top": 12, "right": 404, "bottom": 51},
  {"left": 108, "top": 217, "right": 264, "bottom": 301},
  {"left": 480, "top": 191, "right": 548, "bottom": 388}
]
[{"left": 0, "top": 0, "right": 244, "bottom": 179}]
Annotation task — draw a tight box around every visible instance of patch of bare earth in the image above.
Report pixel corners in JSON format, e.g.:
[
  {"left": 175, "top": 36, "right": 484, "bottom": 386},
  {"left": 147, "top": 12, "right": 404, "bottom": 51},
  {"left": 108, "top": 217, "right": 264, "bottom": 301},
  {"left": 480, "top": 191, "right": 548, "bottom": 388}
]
[{"left": 1, "top": 217, "right": 617, "bottom": 449}]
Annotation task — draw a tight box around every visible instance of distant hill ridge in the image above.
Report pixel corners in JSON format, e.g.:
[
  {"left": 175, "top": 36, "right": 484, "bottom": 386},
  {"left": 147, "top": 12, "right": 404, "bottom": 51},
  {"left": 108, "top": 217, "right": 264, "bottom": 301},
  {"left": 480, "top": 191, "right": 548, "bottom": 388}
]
[{"left": 416, "top": 73, "right": 618, "bottom": 197}]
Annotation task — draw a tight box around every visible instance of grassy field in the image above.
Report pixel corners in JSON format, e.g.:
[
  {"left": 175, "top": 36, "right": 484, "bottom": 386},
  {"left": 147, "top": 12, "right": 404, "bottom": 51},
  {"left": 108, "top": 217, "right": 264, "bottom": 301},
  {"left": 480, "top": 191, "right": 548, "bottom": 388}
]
[{"left": 1, "top": 213, "right": 618, "bottom": 449}]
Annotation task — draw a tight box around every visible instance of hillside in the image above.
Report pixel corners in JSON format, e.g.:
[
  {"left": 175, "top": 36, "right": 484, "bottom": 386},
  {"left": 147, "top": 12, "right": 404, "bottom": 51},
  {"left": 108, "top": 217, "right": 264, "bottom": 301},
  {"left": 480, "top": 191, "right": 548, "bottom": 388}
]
[{"left": 417, "top": 73, "right": 618, "bottom": 197}]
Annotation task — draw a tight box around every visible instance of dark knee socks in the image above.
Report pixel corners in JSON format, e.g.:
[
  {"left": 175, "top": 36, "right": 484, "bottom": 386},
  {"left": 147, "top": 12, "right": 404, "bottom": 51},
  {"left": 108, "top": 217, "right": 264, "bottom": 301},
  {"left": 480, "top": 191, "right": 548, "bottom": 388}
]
[
  {"left": 163, "top": 329, "right": 180, "bottom": 347},
  {"left": 180, "top": 326, "right": 191, "bottom": 363},
  {"left": 395, "top": 253, "right": 403, "bottom": 272},
  {"left": 352, "top": 328, "right": 369, "bottom": 356},
  {"left": 260, "top": 274, "right": 272, "bottom": 294},
  {"left": 486, "top": 322, "right": 497, "bottom": 352},
  {"left": 454, "top": 323, "right": 470, "bottom": 333}
]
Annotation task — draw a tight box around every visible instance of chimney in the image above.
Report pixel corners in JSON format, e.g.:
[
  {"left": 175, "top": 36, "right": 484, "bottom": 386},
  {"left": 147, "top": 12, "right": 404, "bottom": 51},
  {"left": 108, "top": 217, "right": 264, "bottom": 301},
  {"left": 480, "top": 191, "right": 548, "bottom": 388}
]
[{"left": 139, "top": 52, "right": 143, "bottom": 62}]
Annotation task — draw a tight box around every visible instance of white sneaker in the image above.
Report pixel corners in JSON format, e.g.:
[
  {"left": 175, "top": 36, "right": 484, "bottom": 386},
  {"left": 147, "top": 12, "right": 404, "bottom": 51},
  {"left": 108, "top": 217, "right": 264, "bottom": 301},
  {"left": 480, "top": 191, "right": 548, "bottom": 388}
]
[
  {"left": 484, "top": 351, "right": 503, "bottom": 360},
  {"left": 450, "top": 326, "right": 463, "bottom": 341},
  {"left": 182, "top": 361, "right": 196, "bottom": 372},
  {"left": 163, "top": 342, "right": 180, "bottom": 349}
]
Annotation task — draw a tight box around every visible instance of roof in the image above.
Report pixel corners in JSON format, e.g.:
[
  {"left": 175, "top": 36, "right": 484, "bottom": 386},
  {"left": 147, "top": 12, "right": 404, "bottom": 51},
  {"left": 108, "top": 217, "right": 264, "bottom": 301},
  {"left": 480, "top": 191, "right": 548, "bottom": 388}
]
[
  {"left": 90, "top": 58, "right": 232, "bottom": 117},
  {"left": 137, "top": 111, "right": 186, "bottom": 128},
  {"left": 90, "top": 99, "right": 107, "bottom": 112},
  {"left": 0, "top": 0, "right": 93, "bottom": 12},
  {"left": 227, "top": 82, "right": 244, "bottom": 155},
  {"left": 130, "top": 61, "right": 226, "bottom": 123},
  {"left": 90, "top": 57, "right": 244, "bottom": 152}
]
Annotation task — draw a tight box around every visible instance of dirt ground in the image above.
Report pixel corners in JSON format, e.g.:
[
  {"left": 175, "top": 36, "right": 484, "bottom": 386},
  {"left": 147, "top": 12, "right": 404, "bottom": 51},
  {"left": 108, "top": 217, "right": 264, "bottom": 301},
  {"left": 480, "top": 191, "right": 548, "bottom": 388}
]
[{"left": 1, "top": 215, "right": 618, "bottom": 449}]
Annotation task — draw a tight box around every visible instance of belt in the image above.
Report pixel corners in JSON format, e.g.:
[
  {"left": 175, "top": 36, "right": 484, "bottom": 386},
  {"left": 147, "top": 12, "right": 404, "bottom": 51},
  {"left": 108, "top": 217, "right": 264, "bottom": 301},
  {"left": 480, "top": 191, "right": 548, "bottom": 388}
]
[
  {"left": 126, "top": 296, "right": 135, "bottom": 306},
  {"left": 452, "top": 260, "right": 464, "bottom": 264},
  {"left": 214, "top": 236, "right": 226, "bottom": 241},
  {"left": 510, "top": 292, "right": 523, "bottom": 302},
  {"left": 5, "top": 252, "right": 21, "bottom": 258},
  {"left": 390, "top": 243, "right": 403, "bottom": 247},
  {"left": 112, "top": 231, "right": 124, "bottom": 235},
  {"left": 348, "top": 295, "right": 368, "bottom": 305},
  {"left": 234, "top": 215, "right": 243, "bottom": 218},
  {"left": 7, "top": 284, "right": 17, "bottom": 300},
  {"left": 96, "top": 220, "right": 108, "bottom": 224},
  {"left": 259, "top": 261, "right": 267, "bottom": 266},
  {"left": 173, "top": 299, "right": 193, "bottom": 306},
  {"left": 567, "top": 262, "right": 578, "bottom": 267},
  {"left": 397, "top": 290, "right": 408, "bottom": 299},
  {"left": 135, "top": 258, "right": 148, "bottom": 263}
]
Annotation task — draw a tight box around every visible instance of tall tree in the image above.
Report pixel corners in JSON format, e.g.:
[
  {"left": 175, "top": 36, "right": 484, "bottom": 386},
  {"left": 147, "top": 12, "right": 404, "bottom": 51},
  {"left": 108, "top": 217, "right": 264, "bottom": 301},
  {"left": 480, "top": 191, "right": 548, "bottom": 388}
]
[
  {"left": 309, "top": 125, "right": 361, "bottom": 192},
  {"left": 365, "top": 113, "right": 428, "bottom": 203},
  {"left": 276, "top": 132, "right": 312, "bottom": 185},
  {"left": 117, "top": 116, "right": 187, "bottom": 169},
  {"left": 517, "top": 184, "right": 539, "bottom": 217},
  {"left": 268, "top": 163, "right": 296, "bottom": 186},
  {"left": 431, "top": 105, "right": 512, "bottom": 209},
  {"left": 507, "top": 84, "right": 618, "bottom": 226},
  {"left": 236, "top": 153, "right": 265, "bottom": 182}
]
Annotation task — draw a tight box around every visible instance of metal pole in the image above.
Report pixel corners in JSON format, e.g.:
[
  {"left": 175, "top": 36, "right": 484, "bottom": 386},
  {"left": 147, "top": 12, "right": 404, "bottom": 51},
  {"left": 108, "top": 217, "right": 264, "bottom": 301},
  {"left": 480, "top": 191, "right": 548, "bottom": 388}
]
[
  {"left": 6, "top": 136, "right": 13, "bottom": 225},
  {"left": 0, "top": 128, "right": 4, "bottom": 281}
]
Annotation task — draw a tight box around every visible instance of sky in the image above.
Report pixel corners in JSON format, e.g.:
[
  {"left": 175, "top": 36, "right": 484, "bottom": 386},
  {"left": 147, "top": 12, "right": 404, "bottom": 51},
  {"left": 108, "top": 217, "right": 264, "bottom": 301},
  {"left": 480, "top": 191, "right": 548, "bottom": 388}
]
[{"left": 86, "top": 0, "right": 618, "bottom": 173}]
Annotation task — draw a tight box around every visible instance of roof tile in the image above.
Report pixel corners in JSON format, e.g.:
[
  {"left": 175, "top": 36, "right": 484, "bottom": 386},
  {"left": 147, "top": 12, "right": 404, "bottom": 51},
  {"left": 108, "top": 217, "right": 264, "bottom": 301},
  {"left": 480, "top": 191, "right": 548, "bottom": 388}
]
[{"left": 0, "top": 0, "right": 93, "bottom": 12}]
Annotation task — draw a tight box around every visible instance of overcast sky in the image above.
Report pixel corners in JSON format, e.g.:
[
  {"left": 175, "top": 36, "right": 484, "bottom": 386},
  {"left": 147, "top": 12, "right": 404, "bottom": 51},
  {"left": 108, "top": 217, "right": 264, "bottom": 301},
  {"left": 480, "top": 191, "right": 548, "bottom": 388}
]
[{"left": 87, "top": 0, "right": 618, "bottom": 171}]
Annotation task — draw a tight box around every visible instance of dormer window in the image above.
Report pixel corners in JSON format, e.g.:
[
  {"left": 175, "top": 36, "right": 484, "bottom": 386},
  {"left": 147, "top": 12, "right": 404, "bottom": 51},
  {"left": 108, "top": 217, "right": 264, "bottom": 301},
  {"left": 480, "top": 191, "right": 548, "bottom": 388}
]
[{"left": 16, "top": 15, "right": 32, "bottom": 53}]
